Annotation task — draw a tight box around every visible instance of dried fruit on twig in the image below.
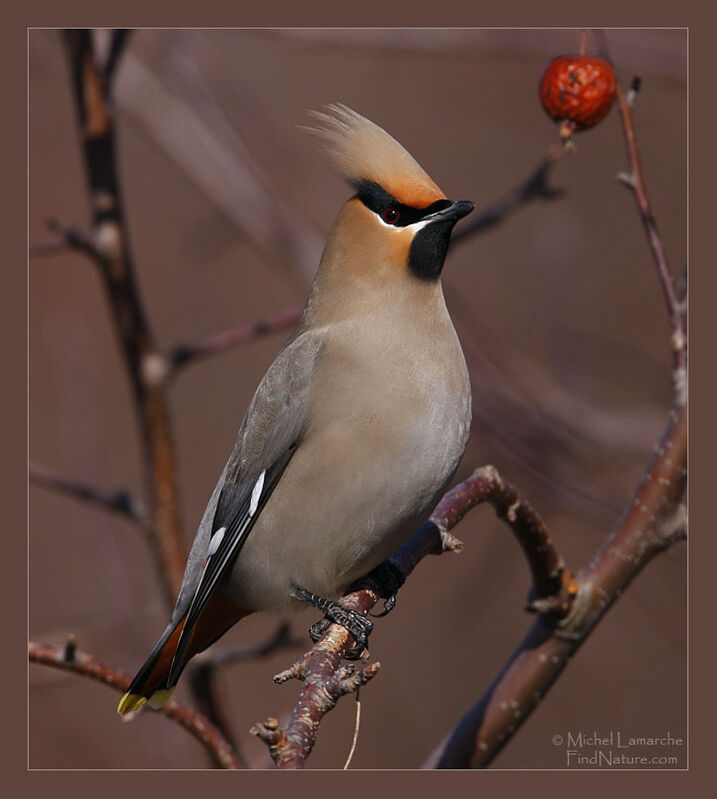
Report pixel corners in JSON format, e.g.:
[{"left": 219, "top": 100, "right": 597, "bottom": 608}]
[{"left": 539, "top": 55, "right": 617, "bottom": 134}]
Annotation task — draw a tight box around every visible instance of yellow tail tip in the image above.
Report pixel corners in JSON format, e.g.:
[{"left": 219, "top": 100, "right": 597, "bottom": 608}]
[
  {"left": 117, "top": 692, "right": 147, "bottom": 716},
  {"left": 117, "top": 687, "right": 175, "bottom": 716},
  {"left": 147, "top": 688, "right": 174, "bottom": 709}
]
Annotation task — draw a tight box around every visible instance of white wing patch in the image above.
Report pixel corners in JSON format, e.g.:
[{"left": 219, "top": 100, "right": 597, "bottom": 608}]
[
  {"left": 207, "top": 526, "right": 226, "bottom": 558},
  {"left": 249, "top": 470, "right": 266, "bottom": 518}
]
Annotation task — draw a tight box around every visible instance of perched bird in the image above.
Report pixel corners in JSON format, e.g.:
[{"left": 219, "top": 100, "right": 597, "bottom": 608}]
[{"left": 118, "top": 104, "right": 474, "bottom": 716}]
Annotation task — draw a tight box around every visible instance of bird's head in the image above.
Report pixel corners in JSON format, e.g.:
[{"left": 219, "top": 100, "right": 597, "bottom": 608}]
[{"left": 308, "top": 104, "right": 474, "bottom": 285}]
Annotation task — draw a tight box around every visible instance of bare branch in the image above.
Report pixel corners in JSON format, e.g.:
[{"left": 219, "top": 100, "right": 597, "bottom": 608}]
[
  {"left": 251, "top": 593, "right": 382, "bottom": 769},
  {"left": 424, "top": 407, "right": 686, "bottom": 768},
  {"left": 199, "top": 621, "right": 301, "bottom": 668},
  {"left": 29, "top": 640, "right": 242, "bottom": 769},
  {"left": 426, "top": 465, "right": 575, "bottom": 617},
  {"left": 30, "top": 462, "right": 149, "bottom": 531},
  {"left": 615, "top": 81, "right": 687, "bottom": 401},
  {"left": 387, "top": 466, "right": 574, "bottom": 617},
  {"left": 251, "top": 465, "right": 573, "bottom": 767},
  {"left": 103, "top": 29, "right": 131, "bottom": 80},
  {"left": 453, "top": 145, "right": 564, "bottom": 244},
  {"left": 61, "top": 30, "right": 187, "bottom": 606},
  {"left": 187, "top": 622, "right": 301, "bottom": 765},
  {"left": 45, "top": 218, "right": 98, "bottom": 258},
  {"left": 423, "top": 73, "right": 688, "bottom": 769},
  {"left": 167, "top": 308, "right": 303, "bottom": 375}
]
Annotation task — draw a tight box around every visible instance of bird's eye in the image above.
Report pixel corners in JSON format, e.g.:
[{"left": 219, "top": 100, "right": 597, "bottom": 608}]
[{"left": 381, "top": 207, "right": 400, "bottom": 224}]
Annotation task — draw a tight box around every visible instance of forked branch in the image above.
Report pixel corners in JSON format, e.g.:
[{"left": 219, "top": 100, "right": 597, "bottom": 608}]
[
  {"left": 423, "top": 73, "right": 687, "bottom": 769},
  {"left": 252, "top": 465, "right": 574, "bottom": 767},
  {"left": 424, "top": 409, "right": 686, "bottom": 768}
]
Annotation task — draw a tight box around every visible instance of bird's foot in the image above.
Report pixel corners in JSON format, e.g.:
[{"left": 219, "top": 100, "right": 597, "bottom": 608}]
[
  {"left": 291, "top": 586, "right": 374, "bottom": 660},
  {"left": 349, "top": 559, "right": 406, "bottom": 618}
]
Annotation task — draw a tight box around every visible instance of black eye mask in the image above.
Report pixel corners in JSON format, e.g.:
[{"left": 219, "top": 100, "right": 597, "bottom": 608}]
[{"left": 352, "top": 180, "right": 452, "bottom": 228}]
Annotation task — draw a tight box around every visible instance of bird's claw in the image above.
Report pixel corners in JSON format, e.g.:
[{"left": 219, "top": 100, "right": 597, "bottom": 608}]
[
  {"left": 350, "top": 560, "right": 405, "bottom": 618},
  {"left": 292, "top": 585, "right": 374, "bottom": 659},
  {"left": 310, "top": 603, "right": 374, "bottom": 659},
  {"left": 370, "top": 593, "right": 397, "bottom": 618},
  {"left": 309, "top": 616, "right": 331, "bottom": 643}
]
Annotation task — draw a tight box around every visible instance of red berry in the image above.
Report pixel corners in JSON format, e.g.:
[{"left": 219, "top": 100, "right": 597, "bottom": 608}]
[{"left": 539, "top": 55, "right": 617, "bottom": 131}]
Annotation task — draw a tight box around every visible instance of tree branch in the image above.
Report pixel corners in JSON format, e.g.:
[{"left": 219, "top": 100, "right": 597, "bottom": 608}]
[
  {"left": 29, "top": 237, "right": 72, "bottom": 257},
  {"left": 60, "top": 29, "right": 186, "bottom": 607},
  {"left": 452, "top": 145, "right": 564, "bottom": 243},
  {"left": 427, "top": 465, "right": 576, "bottom": 616},
  {"left": 29, "top": 640, "right": 241, "bottom": 769},
  {"left": 251, "top": 465, "right": 573, "bottom": 768},
  {"left": 187, "top": 621, "right": 301, "bottom": 763},
  {"left": 251, "top": 596, "right": 382, "bottom": 769},
  {"left": 424, "top": 408, "right": 686, "bottom": 768},
  {"left": 30, "top": 462, "right": 149, "bottom": 531},
  {"left": 167, "top": 308, "right": 303, "bottom": 376},
  {"left": 616, "top": 79, "right": 687, "bottom": 404},
  {"left": 422, "top": 73, "right": 687, "bottom": 770}
]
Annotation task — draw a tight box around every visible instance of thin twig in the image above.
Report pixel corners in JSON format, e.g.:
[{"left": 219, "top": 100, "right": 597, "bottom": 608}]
[
  {"left": 29, "top": 640, "right": 241, "bottom": 769},
  {"left": 201, "top": 621, "right": 301, "bottom": 667},
  {"left": 343, "top": 691, "right": 362, "bottom": 769},
  {"left": 167, "top": 308, "right": 303, "bottom": 375},
  {"left": 452, "top": 145, "right": 564, "bottom": 243},
  {"left": 615, "top": 81, "right": 687, "bottom": 400},
  {"left": 187, "top": 664, "right": 241, "bottom": 764},
  {"left": 187, "top": 621, "right": 300, "bottom": 764},
  {"left": 30, "top": 462, "right": 149, "bottom": 531},
  {"left": 103, "top": 28, "right": 130, "bottom": 80}
]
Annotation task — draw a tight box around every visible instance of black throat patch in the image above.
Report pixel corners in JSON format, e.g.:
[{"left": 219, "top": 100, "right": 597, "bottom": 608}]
[{"left": 407, "top": 220, "right": 457, "bottom": 281}]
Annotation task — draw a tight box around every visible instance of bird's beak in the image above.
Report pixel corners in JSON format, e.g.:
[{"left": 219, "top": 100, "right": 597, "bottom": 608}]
[{"left": 427, "top": 200, "right": 475, "bottom": 224}]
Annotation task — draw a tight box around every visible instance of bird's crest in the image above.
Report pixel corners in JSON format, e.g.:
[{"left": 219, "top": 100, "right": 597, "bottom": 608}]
[{"left": 307, "top": 104, "right": 446, "bottom": 209}]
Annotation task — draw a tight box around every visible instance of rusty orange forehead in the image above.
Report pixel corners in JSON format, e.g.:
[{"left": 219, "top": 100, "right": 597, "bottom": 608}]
[{"left": 382, "top": 174, "right": 446, "bottom": 208}]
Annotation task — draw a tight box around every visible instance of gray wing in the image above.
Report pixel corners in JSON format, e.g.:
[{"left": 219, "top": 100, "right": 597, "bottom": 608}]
[{"left": 168, "top": 327, "right": 322, "bottom": 678}]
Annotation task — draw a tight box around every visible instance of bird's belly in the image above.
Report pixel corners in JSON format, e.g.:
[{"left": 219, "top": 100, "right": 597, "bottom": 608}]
[{"left": 225, "top": 398, "right": 469, "bottom": 612}]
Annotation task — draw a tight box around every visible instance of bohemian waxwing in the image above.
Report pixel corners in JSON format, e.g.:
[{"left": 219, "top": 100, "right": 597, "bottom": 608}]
[{"left": 118, "top": 104, "right": 474, "bottom": 716}]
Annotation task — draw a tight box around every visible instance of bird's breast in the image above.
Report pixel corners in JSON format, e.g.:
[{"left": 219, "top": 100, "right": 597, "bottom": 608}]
[
  {"left": 311, "top": 302, "right": 470, "bottom": 424},
  {"left": 229, "top": 300, "right": 471, "bottom": 610}
]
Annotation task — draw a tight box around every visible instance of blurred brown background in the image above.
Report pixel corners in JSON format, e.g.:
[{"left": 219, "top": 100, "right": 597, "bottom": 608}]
[{"left": 29, "top": 29, "right": 687, "bottom": 769}]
